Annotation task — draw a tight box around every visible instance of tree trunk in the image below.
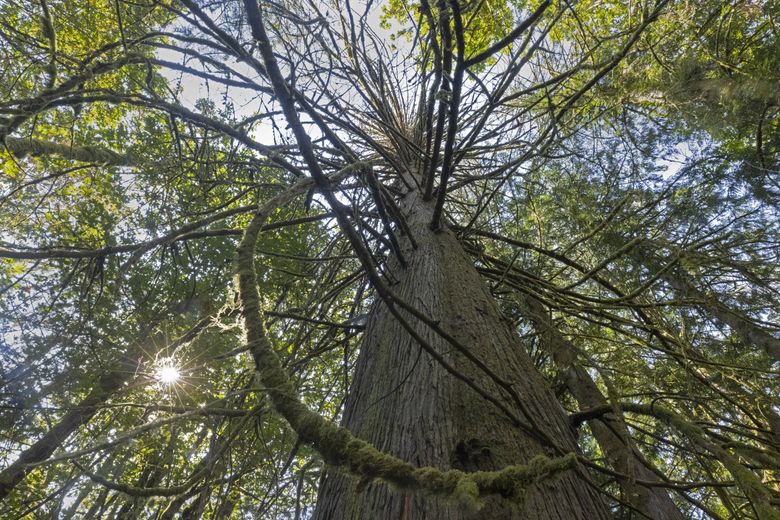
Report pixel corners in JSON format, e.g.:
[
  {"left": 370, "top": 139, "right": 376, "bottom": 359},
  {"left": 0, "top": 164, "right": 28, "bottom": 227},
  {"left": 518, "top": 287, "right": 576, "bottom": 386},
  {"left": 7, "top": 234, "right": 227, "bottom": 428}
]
[
  {"left": 313, "top": 192, "right": 608, "bottom": 519},
  {"left": 665, "top": 269, "right": 780, "bottom": 361},
  {"left": 0, "top": 369, "right": 131, "bottom": 500},
  {"left": 523, "top": 296, "right": 684, "bottom": 519}
]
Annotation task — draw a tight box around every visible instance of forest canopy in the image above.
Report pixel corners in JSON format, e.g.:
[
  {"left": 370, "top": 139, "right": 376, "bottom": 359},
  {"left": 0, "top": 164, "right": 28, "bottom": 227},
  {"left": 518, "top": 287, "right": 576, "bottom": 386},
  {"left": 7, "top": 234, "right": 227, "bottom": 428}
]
[{"left": 0, "top": 0, "right": 778, "bottom": 518}]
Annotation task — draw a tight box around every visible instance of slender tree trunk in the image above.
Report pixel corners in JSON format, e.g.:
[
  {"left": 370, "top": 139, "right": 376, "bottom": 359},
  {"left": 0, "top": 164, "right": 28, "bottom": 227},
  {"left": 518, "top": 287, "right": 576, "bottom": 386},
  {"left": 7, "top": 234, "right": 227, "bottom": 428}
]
[
  {"left": 660, "top": 263, "right": 780, "bottom": 445},
  {"left": 160, "top": 492, "right": 193, "bottom": 519},
  {"left": 314, "top": 192, "right": 608, "bottom": 519},
  {"left": 665, "top": 269, "right": 780, "bottom": 361},
  {"left": 0, "top": 369, "right": 132, "bottom": 500},
  {"left": 523, "top": 296, "right": 684, "bottom": 519},
  {"left": 115, "top": 432, "right": 173, "bottom": 520},
  {"left": 0, "top": 314, "right": 215, "bottom": 500},
  {"left": 82, "top": 486, "right": 111, "bottom": 519}
]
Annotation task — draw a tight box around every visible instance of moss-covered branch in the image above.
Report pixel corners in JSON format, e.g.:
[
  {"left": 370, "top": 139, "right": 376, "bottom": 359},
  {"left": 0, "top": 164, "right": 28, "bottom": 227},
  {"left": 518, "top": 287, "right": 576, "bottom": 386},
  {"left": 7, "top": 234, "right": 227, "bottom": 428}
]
[
  {"left": 39, "top": 0, "right": 58, "bottom": 88},
  {"left": 4, "top": 136, "right": 133, "bottom": 166}
]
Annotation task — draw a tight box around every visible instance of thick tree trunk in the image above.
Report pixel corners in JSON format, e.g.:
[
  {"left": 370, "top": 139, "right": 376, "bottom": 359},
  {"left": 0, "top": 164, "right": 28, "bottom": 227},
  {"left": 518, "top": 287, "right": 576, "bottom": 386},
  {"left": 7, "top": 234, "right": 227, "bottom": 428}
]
[
  {"left": 314, "top": 193, "right": 608, "bottom": 519},
  {"left": 524, "top": 296, "right": 684, "bottom": 519}
]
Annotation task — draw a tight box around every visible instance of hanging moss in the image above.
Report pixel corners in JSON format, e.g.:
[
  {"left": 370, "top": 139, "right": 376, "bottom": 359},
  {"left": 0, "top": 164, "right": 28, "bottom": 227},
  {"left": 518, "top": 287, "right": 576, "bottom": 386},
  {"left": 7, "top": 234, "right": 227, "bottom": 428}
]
[{"left": 452, "top": 477, "right": 480, "bottom": 510}]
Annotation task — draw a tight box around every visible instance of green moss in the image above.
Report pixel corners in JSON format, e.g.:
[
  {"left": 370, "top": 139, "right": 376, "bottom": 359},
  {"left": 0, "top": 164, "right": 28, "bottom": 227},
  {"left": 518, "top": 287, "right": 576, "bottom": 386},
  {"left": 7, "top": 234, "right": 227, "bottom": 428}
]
[
  {"left": 4, "top": 137, "right": 130, "bottom": 165},
  {"left": 453, "top": 477, "right": 481, "bottom": 510}
]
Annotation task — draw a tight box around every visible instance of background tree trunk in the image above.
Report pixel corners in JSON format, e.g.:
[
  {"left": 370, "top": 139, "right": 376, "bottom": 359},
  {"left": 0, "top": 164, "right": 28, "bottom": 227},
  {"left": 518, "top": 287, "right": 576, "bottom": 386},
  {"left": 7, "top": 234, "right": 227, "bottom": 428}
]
[
  {"left": 665, "top": 268, "right": 780, "bottom": 361},
  {"left": 524, "top": 295, "right": 684, "bottom": 519},
  {"left": 314, "top": 192, "right": 608, "bottom": 519},
  {"left": 0, "top": 368, "right": 132, "bottom": 500}
]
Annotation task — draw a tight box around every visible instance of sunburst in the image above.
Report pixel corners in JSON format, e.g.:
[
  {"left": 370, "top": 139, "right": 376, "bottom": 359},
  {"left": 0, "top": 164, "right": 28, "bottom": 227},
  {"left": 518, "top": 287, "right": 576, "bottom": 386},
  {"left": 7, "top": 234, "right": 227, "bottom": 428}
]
[{"left": 155, "top": 358, "right": 181, "bottom": 385}]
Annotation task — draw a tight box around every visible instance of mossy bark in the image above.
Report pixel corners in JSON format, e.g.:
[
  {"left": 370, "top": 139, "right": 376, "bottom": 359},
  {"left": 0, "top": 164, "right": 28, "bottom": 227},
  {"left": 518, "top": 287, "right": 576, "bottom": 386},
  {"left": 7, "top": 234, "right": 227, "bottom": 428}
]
[
  {"left": 313, "top": 193, "right": 608, "bottom": 519},
  {"left": 4, "top": 136, "right": 132, "bottom": 166}
]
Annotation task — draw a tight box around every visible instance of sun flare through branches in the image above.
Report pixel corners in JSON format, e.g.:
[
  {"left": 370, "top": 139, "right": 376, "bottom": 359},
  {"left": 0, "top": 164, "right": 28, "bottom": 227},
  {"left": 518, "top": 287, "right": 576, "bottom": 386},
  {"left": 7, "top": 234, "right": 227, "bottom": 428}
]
[{"left": 154, "top": 358, "right": 181, "bottom": 386}]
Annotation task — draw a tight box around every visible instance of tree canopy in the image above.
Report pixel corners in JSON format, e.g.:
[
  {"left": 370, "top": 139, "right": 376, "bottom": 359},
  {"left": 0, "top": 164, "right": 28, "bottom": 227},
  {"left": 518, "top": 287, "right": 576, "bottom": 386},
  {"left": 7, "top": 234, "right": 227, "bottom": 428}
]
[{"left": 0, "top": 0, "right": 778, "bottom": 518}]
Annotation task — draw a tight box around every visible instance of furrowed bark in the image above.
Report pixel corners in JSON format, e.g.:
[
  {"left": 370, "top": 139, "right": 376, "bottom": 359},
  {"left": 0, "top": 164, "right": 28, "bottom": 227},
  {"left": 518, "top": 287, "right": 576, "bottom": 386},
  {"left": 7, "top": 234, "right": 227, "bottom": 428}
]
[
  {"left": 313, "top": 192, "right": 608, "bottom": 519},
  {"left": 236, "top": 193, "right": 589, "bottom": 513}
]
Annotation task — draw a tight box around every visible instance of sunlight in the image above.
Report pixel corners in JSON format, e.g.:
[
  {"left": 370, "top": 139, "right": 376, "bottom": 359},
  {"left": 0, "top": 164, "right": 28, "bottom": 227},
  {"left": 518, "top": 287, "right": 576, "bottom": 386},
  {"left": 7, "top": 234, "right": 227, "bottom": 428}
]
[{"left": 155, "top": 358, "right": 181, "bottom": 385}]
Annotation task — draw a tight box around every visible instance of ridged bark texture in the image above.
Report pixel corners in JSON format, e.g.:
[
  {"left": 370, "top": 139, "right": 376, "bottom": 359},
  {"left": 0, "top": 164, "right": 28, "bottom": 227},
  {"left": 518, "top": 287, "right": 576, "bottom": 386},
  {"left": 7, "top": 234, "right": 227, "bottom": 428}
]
[{"left": 314, "top": 193, "right": 608, "bottom": 519}]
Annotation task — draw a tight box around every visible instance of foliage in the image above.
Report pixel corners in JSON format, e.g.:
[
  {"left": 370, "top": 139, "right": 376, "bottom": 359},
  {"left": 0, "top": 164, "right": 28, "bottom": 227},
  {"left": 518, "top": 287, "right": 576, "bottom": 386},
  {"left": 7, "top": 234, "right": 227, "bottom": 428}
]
[{"left": 1, "top": 0, "right": 778, "bottom": 518}]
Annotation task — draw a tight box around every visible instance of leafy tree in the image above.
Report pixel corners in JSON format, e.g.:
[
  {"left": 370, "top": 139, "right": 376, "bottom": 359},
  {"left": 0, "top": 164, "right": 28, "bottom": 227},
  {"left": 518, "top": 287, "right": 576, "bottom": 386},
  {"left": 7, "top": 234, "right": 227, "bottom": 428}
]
[{"left": 1, "top": 0, "right": 778, "bottom": 518}]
